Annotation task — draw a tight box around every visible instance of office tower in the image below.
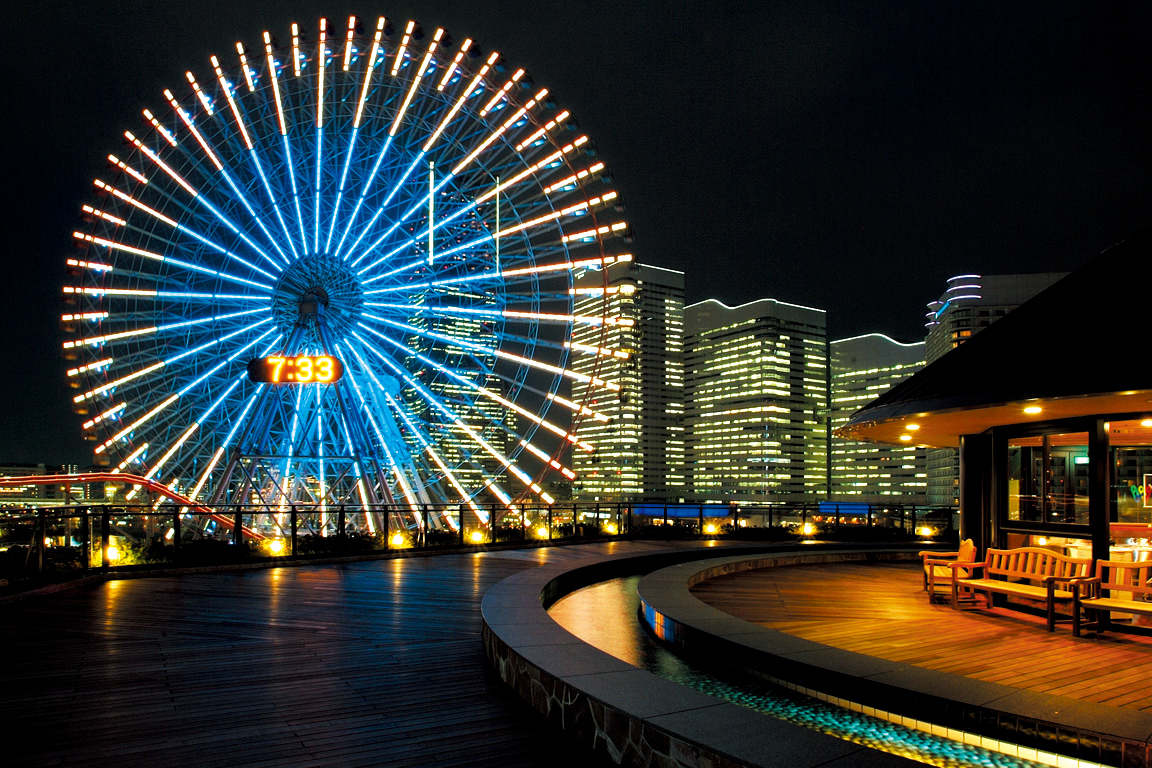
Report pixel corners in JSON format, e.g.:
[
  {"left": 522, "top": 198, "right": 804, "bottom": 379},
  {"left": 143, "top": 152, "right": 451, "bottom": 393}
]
[
  {"left": 830, "top": 334, "right": 926, "bottom": 501},
  {"left": 570, "top": 261, "right": 686, "bottom": 500},
  {"left": 685, "top": 298, "right": 827, "bottom": 502},
  {"left": 923, "top": 272, "right": 1066, "bottom": 506}
]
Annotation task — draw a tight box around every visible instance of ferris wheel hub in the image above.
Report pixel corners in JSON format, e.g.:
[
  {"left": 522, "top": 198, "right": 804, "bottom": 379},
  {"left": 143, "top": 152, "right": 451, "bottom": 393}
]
[{"left": 271, "top": 253, "right": 364, "bottom": 345}]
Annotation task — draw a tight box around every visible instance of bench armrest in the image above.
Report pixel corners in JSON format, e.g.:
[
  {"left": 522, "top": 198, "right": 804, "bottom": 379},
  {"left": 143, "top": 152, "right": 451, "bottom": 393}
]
[
  {"left": 1072, "top": 576, "right": 1101, "bottom": 599},
  {"left": 919, "top": 550, "right": 959, "bottom": 559}
]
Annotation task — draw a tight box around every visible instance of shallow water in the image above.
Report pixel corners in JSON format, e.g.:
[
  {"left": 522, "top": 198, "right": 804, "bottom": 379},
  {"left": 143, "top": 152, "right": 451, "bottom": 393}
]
[{"left": 549, "top": 575, "right": 1047, "bottom": 768}]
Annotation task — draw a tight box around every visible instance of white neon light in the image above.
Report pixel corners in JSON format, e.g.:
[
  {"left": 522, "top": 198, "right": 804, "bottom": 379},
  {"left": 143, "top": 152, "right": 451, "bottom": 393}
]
[
  {"left": 391, "top": 20, "right": 414, "bottom": 76},
  {"left": 547, "top": 391, "right": 610, "bottom": 424},
  {"left": 565, "top": 341, "right": 630, "bottom": 360},
  {"left": 343, "top": 15, "right": 356, "bottom": 71},
  {"left": 561, "top": 221, "right": 629, "bottom": 243},
  {"left": 61, "top": 311, "right": 110, "bottom": 321},
  {"left": 236, "top": 42, "right": 256, "bottom": 91},
  {"left": 212, "top": 55, "right": 253, "bottom": 150},
  {"left": 107, "top": 154, "right": 149, "bottom": 185},
  {"left": 515, "top": 111, "right": 571, "bottom": 152},
  {"left": 263, "top": 33, "right": 287, "bottom": 136},
  {"left": 479, "top": 69, "right": 525, "bottom": 117},
  {"left": 110, "top": 442, "right": 150, "bottom": 469},
  {"left": 66, "top": 258, "right": 114, "bottom": 272},
  {"left": 67, "top": 358, "right": 113, "bottom": 377},
  {"left": 389, "top": 28, "right": 443, "bottom": 137},
  {"left": 73, "top": 362, "right": 165, "bottom": 403},
  {"left": 82, "top": 402, "right": 126, "bottom": 430},
  {"left": 95, "top": 394, "right": 178, "bottom": 454},
  {"left": 292, "top": 23, "right": 301, "bottom": 77},
  {"left": 437, "top": 38, "right": 473, "bottom": 91},
  {"left": 422, "top": 51, "right": 498, "bottom": 151},
  {"left": 316, "top": 18, "right": 328, "bottom": 126},
  {"left": 185, "top": 71, "right": 214, "bottom": 115},
  {"left": 141, "top": 109, "right": 177, "bottom": 146},
  {"left": 543, "top": 162, "right": 604, "bottom": 194},
  {"left": 81, "top": 204, "right": 125, "bottom": 227}
]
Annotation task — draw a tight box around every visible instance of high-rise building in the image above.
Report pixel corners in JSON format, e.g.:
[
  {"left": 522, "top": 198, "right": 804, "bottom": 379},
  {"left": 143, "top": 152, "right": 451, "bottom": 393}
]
[
  {"left": 829, "top": 334, "right": 926, "bottom": 501},
  {"left": 922, "top": 272, "right": 1066, "bottom": 506},
  {"left": 685, "top": 298, "right": 827, "bottom": 502},
  {"left": 570, "top": 262, "right": 685, "bottom": 500}
]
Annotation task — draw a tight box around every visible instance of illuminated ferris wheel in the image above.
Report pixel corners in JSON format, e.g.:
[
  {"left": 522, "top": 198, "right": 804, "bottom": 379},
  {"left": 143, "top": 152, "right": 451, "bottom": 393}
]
[{"left": 64, "top": 15, "right": 630, "bottom": 531}]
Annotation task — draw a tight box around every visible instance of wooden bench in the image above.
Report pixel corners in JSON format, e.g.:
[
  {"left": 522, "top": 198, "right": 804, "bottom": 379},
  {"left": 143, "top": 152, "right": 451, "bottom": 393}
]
[
  {"left": 920, "top": 539, "right": 976, "bottom": 603},
  {"left": 1072, "top": 559, "right": 1152, "bottom": 637},
  {"left": 952, "top": 547, "right": 1093, "bottom": 631}
]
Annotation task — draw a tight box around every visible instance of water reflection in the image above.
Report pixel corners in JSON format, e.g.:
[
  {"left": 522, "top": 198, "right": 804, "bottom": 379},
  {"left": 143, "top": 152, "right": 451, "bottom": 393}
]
[
  {"left": 550, "top": 576, "right": 697, "bottom": 679},
  {"left": 549, "top": 575, "right": 1047, "bottom": 768}
]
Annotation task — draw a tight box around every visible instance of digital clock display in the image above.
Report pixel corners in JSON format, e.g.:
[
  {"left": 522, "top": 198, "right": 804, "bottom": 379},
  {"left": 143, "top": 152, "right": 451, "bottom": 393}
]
[{"left": 247, "top": 355, "right": 344, "bottom": 384}]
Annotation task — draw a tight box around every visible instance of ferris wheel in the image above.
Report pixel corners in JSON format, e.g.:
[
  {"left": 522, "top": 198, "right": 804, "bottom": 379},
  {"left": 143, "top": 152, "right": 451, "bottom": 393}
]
[{"left": 64, "top": 15, "right": 630, "bottom": 532}]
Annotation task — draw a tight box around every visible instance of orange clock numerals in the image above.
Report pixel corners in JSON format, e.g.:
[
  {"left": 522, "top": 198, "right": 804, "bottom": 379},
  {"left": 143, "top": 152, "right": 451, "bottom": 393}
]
[{"left": 247, "top": 355, "right": 345, "bottom": 384}]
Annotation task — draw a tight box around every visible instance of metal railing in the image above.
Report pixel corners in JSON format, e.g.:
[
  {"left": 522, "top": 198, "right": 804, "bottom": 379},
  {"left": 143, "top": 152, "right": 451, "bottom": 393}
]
[{"left": 0, "top": 501, "right": 954, "bottom": 587}]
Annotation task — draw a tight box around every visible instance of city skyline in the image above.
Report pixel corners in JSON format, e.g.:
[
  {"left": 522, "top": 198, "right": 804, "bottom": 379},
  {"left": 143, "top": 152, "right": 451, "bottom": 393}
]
[{"left": 7, "top": 1, "right": 1152, "bottom": 465}]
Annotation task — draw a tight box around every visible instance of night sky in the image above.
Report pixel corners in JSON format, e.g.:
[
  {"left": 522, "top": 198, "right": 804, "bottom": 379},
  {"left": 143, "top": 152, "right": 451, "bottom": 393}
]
[{"left": 6, "top": 0, "right": 1152, "bottom": 465}]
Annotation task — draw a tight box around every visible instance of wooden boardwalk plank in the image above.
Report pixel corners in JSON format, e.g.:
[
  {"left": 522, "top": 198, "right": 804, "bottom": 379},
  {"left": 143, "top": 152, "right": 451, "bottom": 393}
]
[
  {"left": 4, "top": 543, "right": 699, "bottom": 768},
  {"left": 691, "top": 561, "right": 1152, "bottom": 712}
]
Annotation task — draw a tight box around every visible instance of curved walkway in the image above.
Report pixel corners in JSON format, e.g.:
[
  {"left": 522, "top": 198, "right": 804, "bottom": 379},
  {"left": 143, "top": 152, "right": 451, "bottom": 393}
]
[
  {"left": 636, "top": 553, "right": 1152, "bottom": 768},
  {"left": 482, "top": 543, "right": 927, "bottom": 768}
]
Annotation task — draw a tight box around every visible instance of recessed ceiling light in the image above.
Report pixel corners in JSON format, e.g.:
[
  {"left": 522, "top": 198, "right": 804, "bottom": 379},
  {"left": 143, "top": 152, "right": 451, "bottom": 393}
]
[
  {"left": 905, "top": 423, "right": 920, "bottom": 431},
  {"left": 1142, "top": 419, "right": 1152, "bottom": 428},
  {"left": 1023, "top": 406, "right": 1042, "bottom": 415},
  {"left": 899, "top": 434, "right": 912, "bottom": 441}
]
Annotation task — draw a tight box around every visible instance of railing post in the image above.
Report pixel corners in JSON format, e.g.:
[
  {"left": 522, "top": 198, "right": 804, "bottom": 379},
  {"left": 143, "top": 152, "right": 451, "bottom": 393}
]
[
  {"left": 867, "top": 504, "right": 873, "bottom": 528},
  {"left": 172, "top": 506, "right": 181, "bottom": 559},
  {"left": 337, "top": 505, "right": 346, "bottom": 538},
  {"left": 663, "top": 503, "right": 669, "bottom": 528},
  {"left": 81, "top": 507, "right": 90, "bottom": 571},
  {"left": 459, "top": 506, "right": 465, "bottom": 546},
  {"left": 835, "top": 503, "right": 840, "bottom": 532},
  {"left": 234, "top": 504, "right": 244, "bottom": 548},
  {"left": 547, "top": 505, "right": 553, "bottom": 540},
  {"left": 900, "top": 505, "right": 907, "bottom": 534},
  {"left": 37, "top": 509, "right": 46, "bottom": 576},
  {"left": 290, "top": 506, "right": 298, "bottom": 556},
  {"left": 698, "top": 505, "right": 704, "bottom": 535},
  {"left": 421, "top": 507, "right": 428, "bottom": 548},
  {"left": 101, "top": 509, "right": 111, "bottom": 570}
]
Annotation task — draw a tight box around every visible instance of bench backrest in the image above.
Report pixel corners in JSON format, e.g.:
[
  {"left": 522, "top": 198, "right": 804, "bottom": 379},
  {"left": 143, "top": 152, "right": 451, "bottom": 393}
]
[
  {"left": 985, "top": 547, "right": 1093, "bottom": 582},
  {"left": 1094, "top": 559, "right": 1152, "bottom": 600}
]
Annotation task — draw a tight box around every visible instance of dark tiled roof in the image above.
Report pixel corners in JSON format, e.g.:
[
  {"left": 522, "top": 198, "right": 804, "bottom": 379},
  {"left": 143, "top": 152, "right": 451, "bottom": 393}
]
[{"left": 847, "top": 227, "right": 1152, "bottom": 426}]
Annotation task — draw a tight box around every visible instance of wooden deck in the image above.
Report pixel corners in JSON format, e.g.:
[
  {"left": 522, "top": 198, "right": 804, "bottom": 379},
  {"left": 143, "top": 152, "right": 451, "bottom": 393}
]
[
  {"left": 1, "top": 544, "right": 648, "bottom": 768},
  {"left": 691, "top": 561, "right": 1152, "bottom": 711}
]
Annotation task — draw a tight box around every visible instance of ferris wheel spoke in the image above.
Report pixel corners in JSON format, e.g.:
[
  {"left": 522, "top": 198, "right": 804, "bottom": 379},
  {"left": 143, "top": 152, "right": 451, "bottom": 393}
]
[
  {"left": 209, "top": 55, "right": 303, "bottom": 269},
  {"left": 356, "top": 315, "right": 619, "bottom": 393},
  {"left": 348, "top": 337, "right": 516, "bottom": 511},
  {"left": 92, "top": 178, "right": 279, "bottom": 283},
  {"left": 162, "top": 89, "right": 294, "bottom": 263},
  {"left": 123, "top": 131, "right": 283, "bottom": 272}
]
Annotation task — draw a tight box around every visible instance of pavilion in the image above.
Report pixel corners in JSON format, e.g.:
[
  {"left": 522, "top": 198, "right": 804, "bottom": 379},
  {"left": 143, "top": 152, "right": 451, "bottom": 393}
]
[{"left": 840, "top": 228, "right": 1152, "bottom": 559}]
